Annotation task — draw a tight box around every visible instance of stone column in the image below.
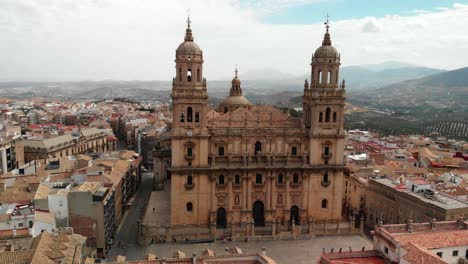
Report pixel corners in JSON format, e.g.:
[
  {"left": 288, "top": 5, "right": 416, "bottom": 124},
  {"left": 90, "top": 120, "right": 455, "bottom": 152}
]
[
  {"left": 285, "top": 175, "right": 291, "bottom": 208},
  {"left": 247, "top": 175, "right": 252, "bottom": 210},
  {"left": 271, "top": 176, "right": 276, "bottom": 209},
  {"left": 228, "top": 177, "right": 233, "bottom": 211},
  {"left": 1, "top": 149, "right": 7, "bottom": 174},
  {"left": 266, "top": 173, "right": 271, "bottom": 210},
  {"left": 251, "top": 220, "right": 255, "bottom": 237},
  {"left": 242, "top": 174, "right": 247, "bottom": 210},
  {"left": 211, "top": 176, "right": 216, "bottom": 212},
  {"left": 272, "top": 217, "right": 276, "bottom": 237},
  {"left": 360, "top": 216, "right": 364, "bottom": 234}
]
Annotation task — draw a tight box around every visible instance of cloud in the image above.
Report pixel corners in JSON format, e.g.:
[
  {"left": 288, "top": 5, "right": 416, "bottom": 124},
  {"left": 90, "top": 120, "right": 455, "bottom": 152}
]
[
  {"left": 361, "top": 17, "right": 382, "bottom": 33},
  {"left": 0, "top": 1, "right": 467, "bottom": 81}
]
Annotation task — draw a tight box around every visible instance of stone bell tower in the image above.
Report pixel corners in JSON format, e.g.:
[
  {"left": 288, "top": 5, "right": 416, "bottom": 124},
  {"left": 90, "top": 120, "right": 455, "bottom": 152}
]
[
  {"left": 303, "top": 19, "right": 346, "bottom": 219},
  {"left": 170, "top": 17, "right": 211, "bottom": 228}
]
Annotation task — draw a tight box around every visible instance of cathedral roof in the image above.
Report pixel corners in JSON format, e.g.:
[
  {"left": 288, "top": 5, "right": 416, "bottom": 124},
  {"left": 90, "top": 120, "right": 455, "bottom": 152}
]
[{"left": 209, "top": 105, "right": 301, "bottom": 128}]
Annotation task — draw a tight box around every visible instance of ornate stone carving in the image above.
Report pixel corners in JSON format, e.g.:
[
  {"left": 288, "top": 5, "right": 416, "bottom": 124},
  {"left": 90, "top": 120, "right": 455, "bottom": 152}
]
[
  {"left": 216, "top": 192, "right": 227, "bottom": 206},
  {"left": 252, "top": 191, "right": 265, "bottom": 203},
  {"left": 290, "top": 191, "right": 302, "bottom": 206}
]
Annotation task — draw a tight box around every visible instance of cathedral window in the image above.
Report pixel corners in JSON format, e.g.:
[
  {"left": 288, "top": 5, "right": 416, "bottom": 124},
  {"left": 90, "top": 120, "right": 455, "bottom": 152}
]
[
  {"left": 180, "top": 113, "right": 185, "bottom": 122},
  {"left": 187, "top": 68, "right": 192, "bottom": 82},
  {"left": 234, "top": 175, "right": 241, "bottom": 185},
  {"left": 197, "top": 69, "right": 200, "bottom": 82},
  {"left": 218, "top": 174, "right": 225, "bottom": 185},
  {"left": 327, "top": 71, "right": 332, "bottom": 84},
  {"left": 325, "top": 107, "right": 331, "bottom": 122},
  {"left": 255, "top": 173, "right": 262, "bottom": 184},
  {"left": 319, "top": 112, "right": 323, "bottom": 123},
  {"left": 186, "top": 202, "right": 193, "bottom": 212},
  {"left": 195, "top": 112, "right": 200, "bottom": 123},
  {"left": 187, "top": 147, "right": 193, "bottom": 157},
  {"left": 278, "top": 174, "right": 284, "bottom": 184},
  {"left": 333, "top": 112, "right": 337, "bottom": 123},
  {"left": 323, "top": 172, "right": 329, "bottom": 183},
  {"left": 293, "top": 173, "right": 299, "bottom": 184},
  {"left": 187, "top": 107, "right": 193, "bottom": 122},
  {"left": 321, "top": 199, "right": 328, "bottom": 209},
  {"left": 319, "top": 71, "right": 323, "bottom": 84},
  {"left": 187, "top": 175, "right": 193, "bottom": 186},
  {"left": 291, "top": 146, "right": 298, "bottom": 156},
  {"left": 179, "top": 68, "right": 182, "bottom": 81},
  {"left": 323, "top": 145, "right": 330, "bottom": 157},
  {"left": 254, "top": 141, "right": 262, "bottom": 155},
  {"left": 218, "top": 146, "right": 225, "bottom": 156}
]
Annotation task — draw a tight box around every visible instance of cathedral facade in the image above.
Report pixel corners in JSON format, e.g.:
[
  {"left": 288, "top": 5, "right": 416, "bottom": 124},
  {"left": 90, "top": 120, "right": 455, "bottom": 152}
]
[{"left": 168, "top": 19, "right": 346, "bottom": 238}]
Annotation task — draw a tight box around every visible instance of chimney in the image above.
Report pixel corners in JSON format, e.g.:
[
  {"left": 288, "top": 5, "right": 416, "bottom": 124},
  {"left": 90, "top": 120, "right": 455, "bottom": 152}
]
[
  {"left": 192, "top": 252, "right": 196, "bottom": 264},
  {"left": 430, "top": 218, "right": 437, "bottom": 231},
  {"left": 261, "top": 247, "right": 266, "bottom": 256}
]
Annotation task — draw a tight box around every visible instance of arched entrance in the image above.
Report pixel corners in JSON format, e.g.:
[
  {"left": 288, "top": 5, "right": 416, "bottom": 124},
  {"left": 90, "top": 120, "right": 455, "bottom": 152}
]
[
  {"left": 290, "top": 205, "right": 300, "bottom": 225},
  {"left": 216, "top": 207, "right": 227, "bottom": 229},
  {"left": 252, "top": 201, "right": 265, "bottom": 227}
]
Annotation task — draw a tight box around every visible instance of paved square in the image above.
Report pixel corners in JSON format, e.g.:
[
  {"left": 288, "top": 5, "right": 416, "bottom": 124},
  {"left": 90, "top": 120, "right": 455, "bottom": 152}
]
[{"left": 111, "top": 235, "right": 372, "bottom": 263}]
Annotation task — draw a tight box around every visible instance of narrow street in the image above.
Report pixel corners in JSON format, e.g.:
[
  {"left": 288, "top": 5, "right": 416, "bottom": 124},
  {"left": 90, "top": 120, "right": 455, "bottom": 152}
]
[{"left": 105, "top": 171, "right": 153, "bottom": 261}]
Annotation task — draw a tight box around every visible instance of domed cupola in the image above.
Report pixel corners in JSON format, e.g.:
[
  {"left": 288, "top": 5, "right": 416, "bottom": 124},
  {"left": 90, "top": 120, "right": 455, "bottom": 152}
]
[
  {"left": 218, "top": 67, "right": 252, "bottom": 113},
  {"left": 176, "top": 16, "right": 202, "bottom": 56},
  {"left": 312, "top": 20, "right": 340, "bottom": 64}
]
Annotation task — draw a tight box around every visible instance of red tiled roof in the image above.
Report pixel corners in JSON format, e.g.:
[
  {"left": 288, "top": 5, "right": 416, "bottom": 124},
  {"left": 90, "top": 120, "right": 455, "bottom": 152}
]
[{"left": 393, "top": 229, "right": 468, "bottom": 249}]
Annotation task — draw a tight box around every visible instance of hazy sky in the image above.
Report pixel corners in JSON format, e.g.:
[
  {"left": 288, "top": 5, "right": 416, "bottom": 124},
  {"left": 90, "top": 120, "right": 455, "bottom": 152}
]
[{"left": 1, "top": 0, "right": 468, "bottom": 81}]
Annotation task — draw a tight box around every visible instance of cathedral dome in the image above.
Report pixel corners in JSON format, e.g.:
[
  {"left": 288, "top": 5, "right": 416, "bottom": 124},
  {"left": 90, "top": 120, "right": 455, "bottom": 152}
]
[
  {"left": 176, "top": 19, "right": 202, "bottom": 56},
  {"left": 314, "top": 45, "right": 339, "bottom": 58},
  {"left": 313, "top": 29, "right": 339, "bottom": 60},
  {"left": 176, "top": 41, "right": 202, "bottom": 55},
  {"left": 221, "top": 95, "right": 251, "bottom": 106}
]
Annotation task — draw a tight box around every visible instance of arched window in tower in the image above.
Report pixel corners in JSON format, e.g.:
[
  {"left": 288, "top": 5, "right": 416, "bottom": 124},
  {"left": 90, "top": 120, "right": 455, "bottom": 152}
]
[
  {"left": 234, "top": 175, "right": 241, "bottom": 185},
  {"left": 187, "top": 107, "right": 193, "bottom": 122},
  {"left": 278, "top": 173, "right": 284, "bottom": 184},
  {"left": 179, "top": 68, "right": 182, "bottom": 81},
  {"left": 321, "top": 199, "right": 328, "bottom": 209},
  {"left": 318, "top": 71, "right": 323, "bottom": 84},
  {"left": 218, "top": 174, "right": 225, "bottom": 185},
  {"left": 254, "top": 141, "right": 262, "bottom": 155},
  {"left": 319, "top": 112, "right": 323, "bottom": 123},
  {"left": 325, "top": 107, "right": 331, "bottom": 122},
  {"left": 180, "top": 113, "right": 185, "bottom": 122},
  {"left": 187, "top": 68, "right": 192, "bottom": 82},
  {"left": 323, "top": 172, "right": 329, "bottom": 183},
  {"left": 197, "top": 69, "right": 200, "bottom": 82},
  {"left": 187, "top": 175, "right": 193, "bottom": 186},
  {"left": 186, "top": 202, "right": 193, "bottom": 212},
  {"left": 293, "top": 173, "right": 299, "bottom": 184},
  {"left": 333, "top": 112, "right": 337, "bottom": 123},
  {"left": 327, "top": 71, "right": 332, "bottom": 84},
  {"left": 195, "top": 112, "right": 200, "bottom": 123}
]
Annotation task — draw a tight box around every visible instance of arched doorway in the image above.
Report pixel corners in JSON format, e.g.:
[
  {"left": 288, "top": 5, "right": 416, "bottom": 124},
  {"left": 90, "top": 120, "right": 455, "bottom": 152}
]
[
  {"left": 290, "top": 205, "right": 300, "bottom": 225},
  {"left": 216, "top": 208, "right": 227, "bottom": 229},
  {"left": 252, "top": 201, "right": 265, "bottom": 227}
]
